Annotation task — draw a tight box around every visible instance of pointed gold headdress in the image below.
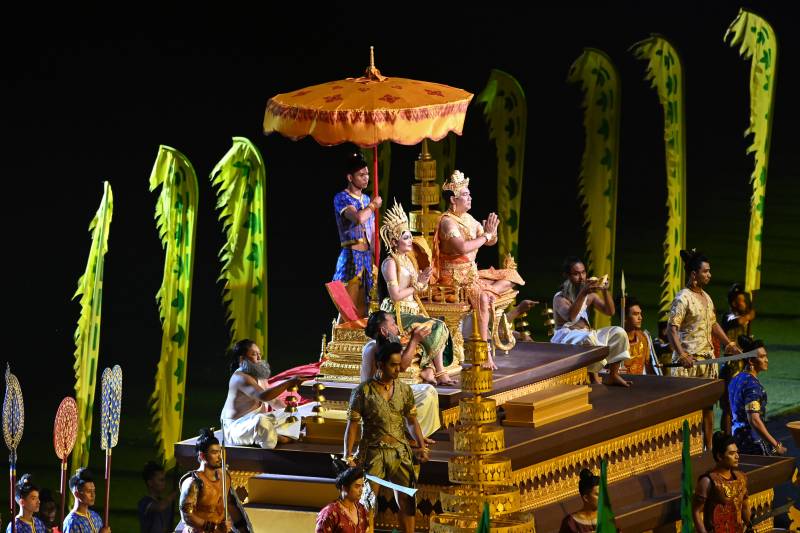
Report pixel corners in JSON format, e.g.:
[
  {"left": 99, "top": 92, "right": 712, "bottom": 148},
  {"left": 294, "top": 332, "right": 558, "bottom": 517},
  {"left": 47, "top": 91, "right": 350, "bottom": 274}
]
[
  {"left": 442, "top": 170, "right": 470, "bottom": 198},
  {"left": 380, "top": 200, "right": 410, "bottom": 252}
]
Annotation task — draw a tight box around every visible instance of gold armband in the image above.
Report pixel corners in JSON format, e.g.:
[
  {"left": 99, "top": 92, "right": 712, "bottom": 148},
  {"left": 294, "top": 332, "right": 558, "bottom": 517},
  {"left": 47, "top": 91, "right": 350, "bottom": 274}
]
[
  {"left": 387, "top": 280, "right": 399, "bottom": 287},
  {"left": 745, "top": 400, "right": 761, "bottom": 412}
]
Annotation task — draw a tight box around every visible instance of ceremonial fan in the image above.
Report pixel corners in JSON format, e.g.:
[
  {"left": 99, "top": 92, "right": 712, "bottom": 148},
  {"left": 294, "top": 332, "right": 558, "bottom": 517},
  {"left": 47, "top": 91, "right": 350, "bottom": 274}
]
[
  {"left": 100, "top": 365, "right": 122, "bottom": 527},
  {"left": 53, "top": 397, "right": 78, "bottom": 525},
  {"left": 3, "top": 365, "right": 24, "bottom": 533}
]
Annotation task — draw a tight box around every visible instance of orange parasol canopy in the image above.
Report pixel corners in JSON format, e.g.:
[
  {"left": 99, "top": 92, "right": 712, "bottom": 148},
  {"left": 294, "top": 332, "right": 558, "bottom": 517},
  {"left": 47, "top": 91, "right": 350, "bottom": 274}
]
[{"left": 263, "top": 48, "right": 473, "bottom": 148}]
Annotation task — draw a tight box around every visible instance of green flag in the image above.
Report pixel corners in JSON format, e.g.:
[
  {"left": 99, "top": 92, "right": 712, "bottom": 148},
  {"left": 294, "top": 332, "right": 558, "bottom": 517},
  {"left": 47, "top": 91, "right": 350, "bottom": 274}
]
[
  {"left": 567, "top": 49, "right": 621, "bottom": 329},
  {"left": 476, "top": 501, "right": 490, "bottom": 533},
  {"left": 211, "top": 137, "right": 269, "bottom": 356},
  {"left": 148, "top": 146, "right": 198, "bottom": 469},
  {"left": 476, "top": 69, "right": 527, "bottom": 263},
  {"left": 725, "top": 9, "right": 778, "bottom": 293},
  {"left": 597, "top": 459, "right": 617, "bottom": 533},
  {"left": 680, "top": 419, "right": 695, "bottom": 532},
  {"left": 71, "top": 181, "right": 113, "bottom": 474}
]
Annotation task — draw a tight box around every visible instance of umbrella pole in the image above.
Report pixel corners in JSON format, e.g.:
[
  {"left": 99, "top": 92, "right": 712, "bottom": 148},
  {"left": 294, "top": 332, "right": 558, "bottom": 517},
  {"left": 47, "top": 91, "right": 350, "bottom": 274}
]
[
  {"left": 10, "top": 457, "right": 16, "bottom": 533},
  {"left": 103, "top": 449, "right": 112, "bottom": 527},
  {"left": 373, "top": 145, "right": 380, "bottom": 266},
  {"left": 59, "top": 458, "right": 67, "bottom": 525}
]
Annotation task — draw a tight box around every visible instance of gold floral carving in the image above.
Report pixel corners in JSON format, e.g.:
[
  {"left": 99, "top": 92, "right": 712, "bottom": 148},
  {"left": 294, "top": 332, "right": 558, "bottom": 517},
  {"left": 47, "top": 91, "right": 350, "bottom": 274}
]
[
  {"left": 511, "top": 411, "right": 704, "bottom": 510},
  {"left": 440, "top": 485, "right": 521, "bottom": 516},
  {"left": 454, "top": 425, "right": 505, "bottom": 455},
  {"left": 448, "top": 456, "right": 513, "bottom": 485},
  {"left": 458, "top": 397, "right": 497, "bottom": 425},
  {"left": 429, "top": 514, "right": 536, "bottom": 533}
]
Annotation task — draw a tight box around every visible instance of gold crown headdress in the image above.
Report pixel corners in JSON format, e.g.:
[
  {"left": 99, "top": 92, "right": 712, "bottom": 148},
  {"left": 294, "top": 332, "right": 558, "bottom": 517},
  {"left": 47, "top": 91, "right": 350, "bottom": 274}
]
[
  {"left": 380, "top": 200, "right": 410, "bottom": 252},
  {"left": 442, "top": 170, "right": 470, "bottom": 197}
]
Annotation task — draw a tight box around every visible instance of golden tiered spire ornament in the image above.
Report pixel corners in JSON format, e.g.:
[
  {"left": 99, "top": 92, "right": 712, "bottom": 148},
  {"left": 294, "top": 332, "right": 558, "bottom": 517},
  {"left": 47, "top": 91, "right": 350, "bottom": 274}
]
[
  {"left": 430, "top": 311, "right": 535, "bottom": 532},
  {"left": 409, "top": 140, "right": 445, "bottom": 247}
]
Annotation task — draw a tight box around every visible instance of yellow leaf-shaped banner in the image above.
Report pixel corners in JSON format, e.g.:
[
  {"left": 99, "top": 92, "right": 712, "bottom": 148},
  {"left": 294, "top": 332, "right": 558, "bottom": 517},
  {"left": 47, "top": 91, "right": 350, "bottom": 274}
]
[
  {"left": 567, "top": 49, "right": 620, "bottom": 329},
  {"left": 631, "top": 35, "right": 687, "bottom": 321},
  {"left": 71, "top": 181, "right": 113, "bottom": 474},
  {"left": 148, "top": 146, "right": 198, "bottom": 468},
  {"left": 211, "top": 138, "right": 268, "bottom": 356},
  {"left": 476, "top": 69, "right": 527, "bottom": 263},
  {"left": 725, "top": 9, "right": 778, "bottom": 293}
]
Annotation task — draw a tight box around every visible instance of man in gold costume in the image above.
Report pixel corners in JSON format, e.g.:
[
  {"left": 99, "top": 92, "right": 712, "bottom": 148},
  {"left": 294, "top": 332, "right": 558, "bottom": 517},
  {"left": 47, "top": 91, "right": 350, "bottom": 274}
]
[
  {"left": 179, "top": 429, "right": 252, "bottom": 533},
  {"left": 432, "top": 170, "right": 528, "bottom": 369},
  {"left": 620, "top": 296, "right": 662, "bottom": 375}
]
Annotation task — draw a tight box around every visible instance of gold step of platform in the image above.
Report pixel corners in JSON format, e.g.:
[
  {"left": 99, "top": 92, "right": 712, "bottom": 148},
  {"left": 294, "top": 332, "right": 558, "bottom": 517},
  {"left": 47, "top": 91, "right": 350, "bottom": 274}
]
[{"left": 501, "top": 384, "right": 592, "bottom": 428}]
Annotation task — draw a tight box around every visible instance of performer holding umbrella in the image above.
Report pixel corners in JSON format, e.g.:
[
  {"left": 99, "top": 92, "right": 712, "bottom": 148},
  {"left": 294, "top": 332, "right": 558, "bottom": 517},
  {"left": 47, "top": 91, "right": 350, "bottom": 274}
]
[{"left": 264, "top": 47, "right": 473, "bottom": 312}]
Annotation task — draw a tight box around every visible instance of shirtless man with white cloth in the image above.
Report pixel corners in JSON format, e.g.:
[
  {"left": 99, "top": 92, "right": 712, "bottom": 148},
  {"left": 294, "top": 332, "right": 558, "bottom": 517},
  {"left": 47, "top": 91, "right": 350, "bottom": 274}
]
[
  {"left": 221, "top": 339, "right": 315, "bottom": 448},
  {"left": 551, "top": 256, "right": 631, "bottom": 387}
]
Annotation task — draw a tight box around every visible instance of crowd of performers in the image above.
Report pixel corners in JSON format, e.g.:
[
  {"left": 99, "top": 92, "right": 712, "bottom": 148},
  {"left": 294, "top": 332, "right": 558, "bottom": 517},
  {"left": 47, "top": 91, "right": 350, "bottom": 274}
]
[{"left": 7, "top": 153, "right": 787, "bottom": 533}]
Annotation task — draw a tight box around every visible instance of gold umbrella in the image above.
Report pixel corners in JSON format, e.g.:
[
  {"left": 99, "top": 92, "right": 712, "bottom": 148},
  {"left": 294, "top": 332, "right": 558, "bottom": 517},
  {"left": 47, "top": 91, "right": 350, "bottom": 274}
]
[{"left": 263, "top": 47, "right": 473, "bottom": 264}]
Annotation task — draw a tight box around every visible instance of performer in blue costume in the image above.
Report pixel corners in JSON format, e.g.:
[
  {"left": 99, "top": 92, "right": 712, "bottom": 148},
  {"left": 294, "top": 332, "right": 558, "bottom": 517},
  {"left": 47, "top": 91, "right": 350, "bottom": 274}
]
[
  {"left": 728, "top": 335, "right": 787, "bottom": 456},
  {"left": 333, "top": 153, "right": 381, "bottom": 318},
  {"left": 6, "top": 474, "right": 48, "bottom": 533},
  {"left": 63, "top": 468, "right": 109, "bottom": 533}
]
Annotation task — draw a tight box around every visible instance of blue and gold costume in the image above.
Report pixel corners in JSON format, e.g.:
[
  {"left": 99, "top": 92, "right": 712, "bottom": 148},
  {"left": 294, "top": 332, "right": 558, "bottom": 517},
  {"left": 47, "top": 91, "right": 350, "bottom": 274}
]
[
  {"left": 729, "top": 371, "right": 771, "bottom": 455},
  {"left": 63, "top": 509, "right": 103, "bottom": 533},
  {"left": 6, "top": 516, "right": 47, "bottom": 533},
  {"left": 333, "top": 190, "right": 374, "bottom": 308}
]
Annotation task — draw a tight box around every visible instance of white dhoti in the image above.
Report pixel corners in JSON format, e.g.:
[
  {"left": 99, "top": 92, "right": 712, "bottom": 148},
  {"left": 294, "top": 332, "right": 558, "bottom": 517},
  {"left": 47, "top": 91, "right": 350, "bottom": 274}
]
[
  {"left": 222, "top": 403, "right": 315, "bottom": 449},
  {"left": 410, "top": 383, "right": 440, "bottom": 437},
  {"left": 551, "top": 326, "right": 631, "bottom": 373}
]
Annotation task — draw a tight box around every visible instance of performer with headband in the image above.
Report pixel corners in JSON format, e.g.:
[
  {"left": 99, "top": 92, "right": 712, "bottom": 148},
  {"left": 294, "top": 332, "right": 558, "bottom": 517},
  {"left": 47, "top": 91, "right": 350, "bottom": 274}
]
[
  {"left": 333, "top": 153, "right": 381, "bottom": 317},
  {"left": 178, "top": 429, "right": 252, "bottom": 533},
  {"left": 667, "top": 249, "right": 741, "bottom": 449},
  {"left": 63, "top": 469, "right": 109, "bottom": 533}
]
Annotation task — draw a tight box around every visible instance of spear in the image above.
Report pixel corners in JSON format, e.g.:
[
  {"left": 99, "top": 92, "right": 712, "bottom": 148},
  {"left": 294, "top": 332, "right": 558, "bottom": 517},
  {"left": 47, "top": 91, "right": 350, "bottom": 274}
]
[
  {"left": 100, "top": 365, "right": 122, "bottom": 528},
  {"left": 53, "top": 397, "right": 78, "bottom": 525},
  {"left": 219, "top": 422, "right": 229, "bottom": 528},
  {"left": 620, "top": 270, "right": 627, "bottom": 328},
  {"left": 3, "top": 365, "right": 24, "bottom": 533}
]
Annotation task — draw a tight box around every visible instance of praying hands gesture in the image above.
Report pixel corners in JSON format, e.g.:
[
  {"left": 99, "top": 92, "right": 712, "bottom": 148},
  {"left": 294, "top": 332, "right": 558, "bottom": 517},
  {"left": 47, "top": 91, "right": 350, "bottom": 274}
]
[
  {"left": 481, "top": 213, "right": 499, "bottom": 243},
  {"left": 417, "top": 266, "right": 432, "bottom": 287}
]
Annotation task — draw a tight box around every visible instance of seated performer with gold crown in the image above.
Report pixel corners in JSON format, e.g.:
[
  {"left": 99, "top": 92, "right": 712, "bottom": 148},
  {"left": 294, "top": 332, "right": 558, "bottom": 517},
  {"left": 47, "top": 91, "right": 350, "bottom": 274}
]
[
  {"left": 380, "top": 200, "right": 454, "bottom": 385},
  {"left": 433, "top": 170, "right": 527, "bottom": 370}
]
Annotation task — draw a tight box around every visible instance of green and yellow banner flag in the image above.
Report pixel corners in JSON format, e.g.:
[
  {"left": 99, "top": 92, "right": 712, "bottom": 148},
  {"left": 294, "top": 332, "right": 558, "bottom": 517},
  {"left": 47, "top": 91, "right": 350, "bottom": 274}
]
[
  {"left": 360, "top": 142, "right": 391, "bottom": 217},
  {"left": 211, "top": 137, "right": 268, "bottom": 355},
  {"left": 477, "top": 69, "right": 527, "bottom": 262},
  {"left": 148, "top": 146, "right": 198, "bottom": 469},
  {"left": 597, "top": 459, "right": 617, "bottom": 533},
  {"left": 568, "top": 50, "right": 620, "bottom": 329},
  {"left": 71, "top": 181, "right": 113, "bottom": 473},
  {"left": 631, "top": 35, "right": 687, "bottom": 321},
  {"left": 725, "top": 9, "right": 778, "bottom": 293}
]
